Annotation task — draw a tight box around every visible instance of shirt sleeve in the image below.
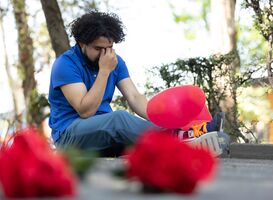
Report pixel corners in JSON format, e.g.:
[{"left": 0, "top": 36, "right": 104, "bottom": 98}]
[
  {"left": 116, "top": 55, "right": 130, "bottom": 83},
  {"left": 51, "top": 55, "right": 83, "bottom": 89}
]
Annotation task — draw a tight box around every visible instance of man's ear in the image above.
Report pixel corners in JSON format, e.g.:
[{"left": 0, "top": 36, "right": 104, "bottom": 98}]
[
  {"left": 79, "top": 43, "right": 86, "bottom": 54},
  {"left": 79, "top": 42, "right": 85, "bottom": 49}
]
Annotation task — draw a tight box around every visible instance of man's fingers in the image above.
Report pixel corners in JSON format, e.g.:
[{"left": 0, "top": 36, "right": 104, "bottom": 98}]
[
  {"left": 111, "top": 48, "right": 115, "bottom": 55},
  {"left": 100, "top": 48, "right": 106, "bottom": 55},
  {"left": 101, "top": 48, "right": 115, "bottom": 59}
]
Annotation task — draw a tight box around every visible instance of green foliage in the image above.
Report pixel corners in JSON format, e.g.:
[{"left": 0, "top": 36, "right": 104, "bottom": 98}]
[
  {"left": 240, "top": 0, "right": 272, "bottom": 67},
  {"left": 200, "top": 0, "right": 211, "bottom": 18},
  {"left": 171, "top": 0, "right": 268, "bottom": 69},
  {"left": 171, "top": 0, "right": 210, "bottom": 38},
  {"left": 183, "top": 29, "right": 197, "bottom": 40},
  {"left": 238, "top": 87, "right": 272, "bottom": 123},
  {"left": 237, "top": 23, "right": 268, "bottom": 65},
  {"left": 59, "top": 0, "right": 100, "bottom": 27},
  {"left": 60, "top": 0, "right": 98, "bottom": 12},
  {"left": 145, "top": 52, "right": 264, "bottom": 142},
  {"left": 144, "top": 76, "right": 163, "bottom": 98},
  {"left": 61, "top": 147, "right": 97, "bottom": 179},
  {"left": 237, "top": 86, "right": 273, "bottom": 143},
  {"left": 242, "top": 0, "right": 273, "bottom": 93},
  {"left": 243, "top": 0, "right": 273, "bottom": 41},
  {"left": 174, "top": 14, "right": 197, "bottom": 23},
  {"left": 146, "top": 52, "right": 237, "bottom": 114},
  {"left": 33, "top": 23, "right": 55, "bottom": 72},
  {"left": 28, "top": 89, "right": 49, "bottom": 126},
  {"left": 111, "top": 95, "right": 133, "bottom": 113}
]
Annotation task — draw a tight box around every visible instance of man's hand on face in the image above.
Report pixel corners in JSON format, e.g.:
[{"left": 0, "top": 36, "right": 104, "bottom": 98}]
[{"left": 98, "top": 48, "right": 117, "bottom": 74}]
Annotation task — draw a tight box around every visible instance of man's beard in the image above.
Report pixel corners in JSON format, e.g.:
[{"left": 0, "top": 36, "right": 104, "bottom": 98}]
[{"left": 82, "top": 52, "right": 99, "bottom": 71}]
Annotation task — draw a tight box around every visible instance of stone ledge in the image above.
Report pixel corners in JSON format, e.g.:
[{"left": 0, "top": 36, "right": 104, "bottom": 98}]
[{"left": 229, "top": 143, "right": 273, "bottom": 160}]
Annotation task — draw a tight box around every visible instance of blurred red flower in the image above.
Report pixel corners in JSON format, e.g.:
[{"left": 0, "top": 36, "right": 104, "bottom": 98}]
[
  {"left": 0, "top": 128, "right": 76, "bottom": 198},
  {"left": 125, "top": 129, "right": 217, "bottom": 194}
]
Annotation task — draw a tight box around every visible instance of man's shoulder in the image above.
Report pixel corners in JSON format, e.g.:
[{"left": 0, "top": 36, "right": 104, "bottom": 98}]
[
  {"left": 116, "top": 54, "right": 124, "bottom": 62},
  {"left": 116, "top": 54, "right": 127, "bottom": 68},
  {"left": 57, "top": 45, "right": 78, "bottom": 61},
  {"left": 53, "top": 45, "right": 82, "bottom": 68}
]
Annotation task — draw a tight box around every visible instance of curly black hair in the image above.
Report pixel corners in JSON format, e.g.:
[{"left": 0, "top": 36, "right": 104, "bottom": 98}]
[{"left": 70, "top": 10, "right": 126, "bottom": 44}]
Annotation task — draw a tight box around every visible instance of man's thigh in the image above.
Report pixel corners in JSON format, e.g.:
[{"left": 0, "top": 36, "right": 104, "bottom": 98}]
[{"left": 57, "top": 111, "right": 157, "bottom": 150}]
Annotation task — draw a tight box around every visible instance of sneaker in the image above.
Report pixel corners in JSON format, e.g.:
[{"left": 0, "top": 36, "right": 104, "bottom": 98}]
[
  {"left": 178, "top": 111, "right": 225, "bottom": 139},
  {"left": 210, "top": 112, "right": 230, "bottom": 155},
  {"left": 177, "top": 122, "right": 207, "bottom": 139},
  {"left": 178, "top": 129, "right": 223, "bottom": 156},
  {"left": 177, "top": 112, "right": 230, "bottom": 156}
]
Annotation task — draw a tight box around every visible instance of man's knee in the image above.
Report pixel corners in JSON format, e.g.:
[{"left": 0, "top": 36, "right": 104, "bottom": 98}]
[{"left": 111, "top": 110, "right": 140, "bottom": 130}]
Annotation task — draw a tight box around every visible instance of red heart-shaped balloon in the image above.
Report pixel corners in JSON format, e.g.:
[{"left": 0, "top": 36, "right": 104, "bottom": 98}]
[{"left": 147, "top": 85, "right": 207, "bottom": 129}]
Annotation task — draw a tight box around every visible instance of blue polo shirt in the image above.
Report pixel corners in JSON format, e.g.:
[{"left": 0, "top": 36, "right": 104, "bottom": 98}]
[{"left": 48, "top": 44, "right": 130, "bottom": 143}]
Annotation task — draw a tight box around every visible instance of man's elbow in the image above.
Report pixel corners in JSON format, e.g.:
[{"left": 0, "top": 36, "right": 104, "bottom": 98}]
[
  {"left": 77, "top": 108, "right": 96, "bottom": 119},
  {"left": 75, "top": 100, "right": 100, "bottom": 119}
]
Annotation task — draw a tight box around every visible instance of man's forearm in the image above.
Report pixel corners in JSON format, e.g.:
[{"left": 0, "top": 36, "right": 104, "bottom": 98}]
[
  {"left": 79, "top": 70, "right": 110, "bottom": 118},
  {"left": 128, "top": 94, "right": 149, "bottom": 120}
]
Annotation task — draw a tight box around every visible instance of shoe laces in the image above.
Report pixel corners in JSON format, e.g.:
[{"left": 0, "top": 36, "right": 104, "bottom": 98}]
[{"left": 191, "top": 122, "right": 207, "bottom": 138}]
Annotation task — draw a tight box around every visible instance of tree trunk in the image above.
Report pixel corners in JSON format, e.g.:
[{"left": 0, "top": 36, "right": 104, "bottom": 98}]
[
  {"left": 210, "top": 0, "right": 237, "bottom": 53},
  {"left": 11, "top": 0, "right": 37, "bottom": 125},
  {"left": 0, "top": 9, "right": 25, "bottom": 124},
  {"left": 40, "top": 0, "right": 70, "bottom": 57},
  {"left": 210, "top": 0, "right": 245, "bottom": 142}
]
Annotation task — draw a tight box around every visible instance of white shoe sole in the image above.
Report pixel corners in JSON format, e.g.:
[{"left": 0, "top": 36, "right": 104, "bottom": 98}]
[{"left": 184, "top": 131, "right": 223, "bottom": 156}]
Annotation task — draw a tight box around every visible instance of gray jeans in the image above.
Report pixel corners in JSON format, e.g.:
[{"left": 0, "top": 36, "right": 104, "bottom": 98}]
[{"left": 55, "top": 110, "right": 158, "bottom": 151}]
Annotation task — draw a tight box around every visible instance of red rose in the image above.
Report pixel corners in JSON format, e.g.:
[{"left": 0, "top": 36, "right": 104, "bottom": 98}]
[
  {"left": 0, "top": 128, "right": 77, "bottom": 198},
  {"left": 125, "top": 129, "right": 217, "bottom": 194}
]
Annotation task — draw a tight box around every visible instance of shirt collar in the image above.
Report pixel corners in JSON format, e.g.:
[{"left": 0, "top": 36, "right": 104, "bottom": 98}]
[{"left": 74, "top": 44, "right": 88, "bottom": 67}]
